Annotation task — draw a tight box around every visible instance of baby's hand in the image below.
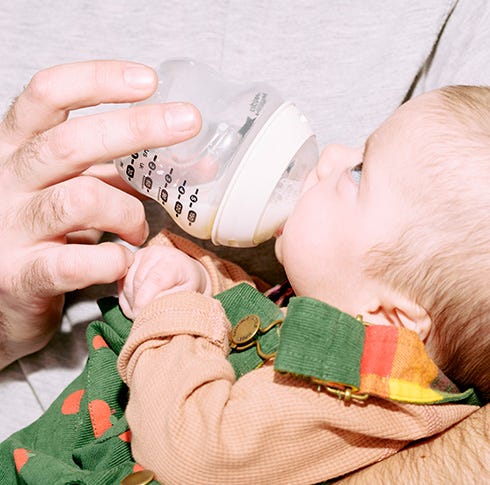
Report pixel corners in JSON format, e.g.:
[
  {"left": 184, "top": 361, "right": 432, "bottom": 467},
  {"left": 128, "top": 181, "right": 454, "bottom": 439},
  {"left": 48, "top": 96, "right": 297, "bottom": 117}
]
[{"left": 118, "top": 246, "right": 212, "bottom": 319}]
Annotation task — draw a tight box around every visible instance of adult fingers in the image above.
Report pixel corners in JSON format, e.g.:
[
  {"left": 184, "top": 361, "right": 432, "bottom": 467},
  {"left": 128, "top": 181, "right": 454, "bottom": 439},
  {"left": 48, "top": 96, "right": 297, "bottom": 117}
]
[
  {"left": 0, "top": 60, "right": 158, "bottom": 148},
  {"left": 20, "top": 242, "right": 134, "bottom": 297},
  {"left": 8, "top": 102, "right": 201, "bottom": 190},
  {"left": 83, "top": 162, "right": 147, "bottom": 200},
  {"left": 20, "top": 176, "right": 149, "bottom": 246}
]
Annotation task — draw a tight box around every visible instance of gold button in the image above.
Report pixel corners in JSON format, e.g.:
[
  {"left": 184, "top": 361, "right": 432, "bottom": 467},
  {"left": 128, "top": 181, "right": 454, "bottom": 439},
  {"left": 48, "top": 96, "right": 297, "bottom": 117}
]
[
  {"left": 230, "top": 315, "right": 261, "bottom": 347},
  {"left": 121, "top": 469, "right": 155, "bottom": 485}
]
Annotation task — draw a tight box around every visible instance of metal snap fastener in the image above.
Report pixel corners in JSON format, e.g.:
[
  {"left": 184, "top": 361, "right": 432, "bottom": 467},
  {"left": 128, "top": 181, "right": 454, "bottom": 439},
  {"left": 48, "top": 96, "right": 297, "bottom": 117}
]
[
  {"left": 121, "top": 469, "right": 155, "bottom": 485},
  {"left": 230, "top": 315, "right": 261, "bottom": 349},
  {"left": 230, "top": 315, "right": 282, "bottom": 361}
]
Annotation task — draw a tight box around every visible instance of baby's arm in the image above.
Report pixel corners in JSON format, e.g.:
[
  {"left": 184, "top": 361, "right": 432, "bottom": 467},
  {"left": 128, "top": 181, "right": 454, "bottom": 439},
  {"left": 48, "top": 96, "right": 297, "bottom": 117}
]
[
  {"left": 117, "top": 291, "right": 477, "bottom": 484},
  {"left": 118, "top": 246, "right": 212, "bottom": 319}
]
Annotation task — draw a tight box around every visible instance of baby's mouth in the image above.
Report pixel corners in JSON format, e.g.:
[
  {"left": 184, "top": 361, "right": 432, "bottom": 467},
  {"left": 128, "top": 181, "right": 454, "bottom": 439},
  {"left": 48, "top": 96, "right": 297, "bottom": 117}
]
[{"left": 274, "top": 223, "right": 285, "bottom": 238}]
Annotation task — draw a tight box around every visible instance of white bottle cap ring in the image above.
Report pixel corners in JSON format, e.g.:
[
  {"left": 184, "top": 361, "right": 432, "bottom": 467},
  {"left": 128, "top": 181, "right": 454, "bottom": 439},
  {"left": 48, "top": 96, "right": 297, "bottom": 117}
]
[{"left": 211, "top": 101, "right": 315, "bottom": 246}]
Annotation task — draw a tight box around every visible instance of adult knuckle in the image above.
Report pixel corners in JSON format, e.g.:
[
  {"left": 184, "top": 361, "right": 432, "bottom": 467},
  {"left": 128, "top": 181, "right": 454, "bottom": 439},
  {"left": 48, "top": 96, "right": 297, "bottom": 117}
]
[
  {"left": 91, "top": 61, "right": 113, "bottom": 90},
  {"left": 27, "top": 68, "right": 56, "bottom": 104},
  {"left": 48, "top": 184, "right": 69, "bottom": 223},
  {"left": 127, "top": 105, "right": 152, "bottom": 141},
  {"left": 111, "top": 189, "right": 145, "bottom": 227},
  {"left": 1, "top": 96, "right": 19, "bottom": 133},
  {"left": 53, "top": 250, "right": 82, "bottom": 284},
  {"left": 123, "top": 199, "right": 146, "bottom": 228},
  {"left": 10, "top": 133, "right": 47, "bottom": 181},
  {"left": 92, "top": 117, "right": 111, "bottom": 157},
  {"left": 64, "top": 176, "right": 101, "bottom": 221},
  {"left": 47, "top": 122, "right": 79, "bottom": 161},
  {"left": 20, "top": 256, "right": 55, "bottom": 297},
  {"left": 22, "top": 185, "right": 67, "bottom": 234}
]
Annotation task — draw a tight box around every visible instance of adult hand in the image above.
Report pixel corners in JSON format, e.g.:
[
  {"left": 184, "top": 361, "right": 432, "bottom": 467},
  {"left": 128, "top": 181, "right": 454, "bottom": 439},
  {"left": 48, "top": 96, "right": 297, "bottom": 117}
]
[
  {"left": 118, "top": 246, "right": 212, "bottom": 319},
  {"left": 0, "top": 60, "right": 201, "bottom": 369}
]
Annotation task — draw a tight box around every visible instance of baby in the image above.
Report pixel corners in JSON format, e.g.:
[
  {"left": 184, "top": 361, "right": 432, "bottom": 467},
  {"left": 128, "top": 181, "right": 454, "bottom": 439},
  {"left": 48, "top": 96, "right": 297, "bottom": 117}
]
[
  {"left": 1, "top": 86, "right": 487, "bottom": 484},
  {"left": 116, "top": 85, "right": 489, "bottom": 483}
]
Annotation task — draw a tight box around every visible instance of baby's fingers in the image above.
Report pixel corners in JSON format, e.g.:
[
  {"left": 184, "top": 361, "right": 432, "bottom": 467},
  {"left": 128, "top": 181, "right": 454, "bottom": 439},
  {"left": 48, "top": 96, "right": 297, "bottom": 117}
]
[{"left": 120, "top": 246, "right": 186, "bottom": 318}]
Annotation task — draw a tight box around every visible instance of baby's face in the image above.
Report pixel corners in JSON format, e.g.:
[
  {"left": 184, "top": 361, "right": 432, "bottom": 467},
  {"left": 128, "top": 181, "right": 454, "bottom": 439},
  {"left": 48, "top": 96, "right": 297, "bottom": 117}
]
[{"left": 275, "top": 93, "right": 433, "bottom": 316}]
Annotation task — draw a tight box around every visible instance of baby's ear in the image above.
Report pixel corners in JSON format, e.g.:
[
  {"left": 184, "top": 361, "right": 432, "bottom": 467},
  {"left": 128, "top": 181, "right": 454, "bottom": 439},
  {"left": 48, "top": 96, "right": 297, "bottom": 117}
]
[{"left": 361, "top": 288, "right": 432, "bottom": 342}]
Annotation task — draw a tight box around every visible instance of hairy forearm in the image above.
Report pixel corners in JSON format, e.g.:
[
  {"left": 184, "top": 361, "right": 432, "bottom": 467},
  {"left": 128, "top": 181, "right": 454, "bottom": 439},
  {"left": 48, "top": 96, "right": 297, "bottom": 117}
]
[
  {"left": 0, "top": 295, "right": 64, "bottom": 371},
  {"left": 337, "top": 404, "right": 489, "bottom": 484}
]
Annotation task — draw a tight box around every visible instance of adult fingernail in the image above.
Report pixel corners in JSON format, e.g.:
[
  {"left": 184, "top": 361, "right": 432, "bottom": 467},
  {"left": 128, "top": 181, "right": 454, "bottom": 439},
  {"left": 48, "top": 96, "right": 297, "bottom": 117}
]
[
  {"left": 165, "top": 103, "right": 199, "bottom": 133},
  {"left": 124, "top": 66, "right": 156, "bottom": 88}
]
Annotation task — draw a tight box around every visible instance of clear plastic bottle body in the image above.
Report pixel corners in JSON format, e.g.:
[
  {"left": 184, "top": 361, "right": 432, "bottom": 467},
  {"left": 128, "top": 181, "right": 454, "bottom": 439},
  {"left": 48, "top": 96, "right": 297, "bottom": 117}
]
[{"left": 115, "top": 58, "right": 318, "bottom": 246}]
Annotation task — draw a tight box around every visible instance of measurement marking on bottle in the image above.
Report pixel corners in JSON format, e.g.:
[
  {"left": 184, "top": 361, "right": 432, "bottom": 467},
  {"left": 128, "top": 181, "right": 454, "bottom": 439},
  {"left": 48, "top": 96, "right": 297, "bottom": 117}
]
[
  {"left": 165, "top": 168, "right": 173, "bottom": 188},
  {"left": 188, "top": 210, "right": 197, "bottom": 224},
  {"left": 126, "top": 165, "right": 135, "bottom": 180},
  {"left": 159, "top": 187, "right": 168, "bottom": 203},
  {"left": 175, "top": 201, "right": 183, "bottom": 216},
  {"left": 178, "top": 180, "right": 187, "bottom": 200},
  {"left": 144, "top": 176, "right": 153, "bottom": 191}
]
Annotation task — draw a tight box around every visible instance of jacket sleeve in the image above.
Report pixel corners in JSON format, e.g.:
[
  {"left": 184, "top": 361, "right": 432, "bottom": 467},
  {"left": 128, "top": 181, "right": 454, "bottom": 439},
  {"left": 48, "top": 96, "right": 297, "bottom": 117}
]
[{"left": 118, "top": 291, "right": 478, "bottom": 485}]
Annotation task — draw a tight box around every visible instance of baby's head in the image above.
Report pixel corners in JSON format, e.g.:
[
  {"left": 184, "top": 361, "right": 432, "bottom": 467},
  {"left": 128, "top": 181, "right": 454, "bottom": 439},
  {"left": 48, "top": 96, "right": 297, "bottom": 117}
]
[{"left": 276, "top": 85, "right": 490, "bottom": 400}]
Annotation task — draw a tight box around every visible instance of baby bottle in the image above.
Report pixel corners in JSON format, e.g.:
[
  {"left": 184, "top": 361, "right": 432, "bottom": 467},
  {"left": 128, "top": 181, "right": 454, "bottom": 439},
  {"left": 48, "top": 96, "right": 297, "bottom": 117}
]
[{"left": 115, "top": 58, "right": 318, "bottom": 247}]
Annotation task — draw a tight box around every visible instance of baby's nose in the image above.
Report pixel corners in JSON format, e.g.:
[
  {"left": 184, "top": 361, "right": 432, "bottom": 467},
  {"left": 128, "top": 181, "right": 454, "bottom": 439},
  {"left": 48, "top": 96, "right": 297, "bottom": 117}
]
[{"left": 316, "top": 144, "right": 353, "bottom": 179}]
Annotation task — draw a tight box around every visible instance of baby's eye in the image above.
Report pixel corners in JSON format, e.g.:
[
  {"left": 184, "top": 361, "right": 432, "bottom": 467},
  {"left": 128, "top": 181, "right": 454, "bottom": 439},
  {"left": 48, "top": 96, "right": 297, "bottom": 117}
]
[{"left": 350, "top": 162, "right": 363, "bottom": 184}]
